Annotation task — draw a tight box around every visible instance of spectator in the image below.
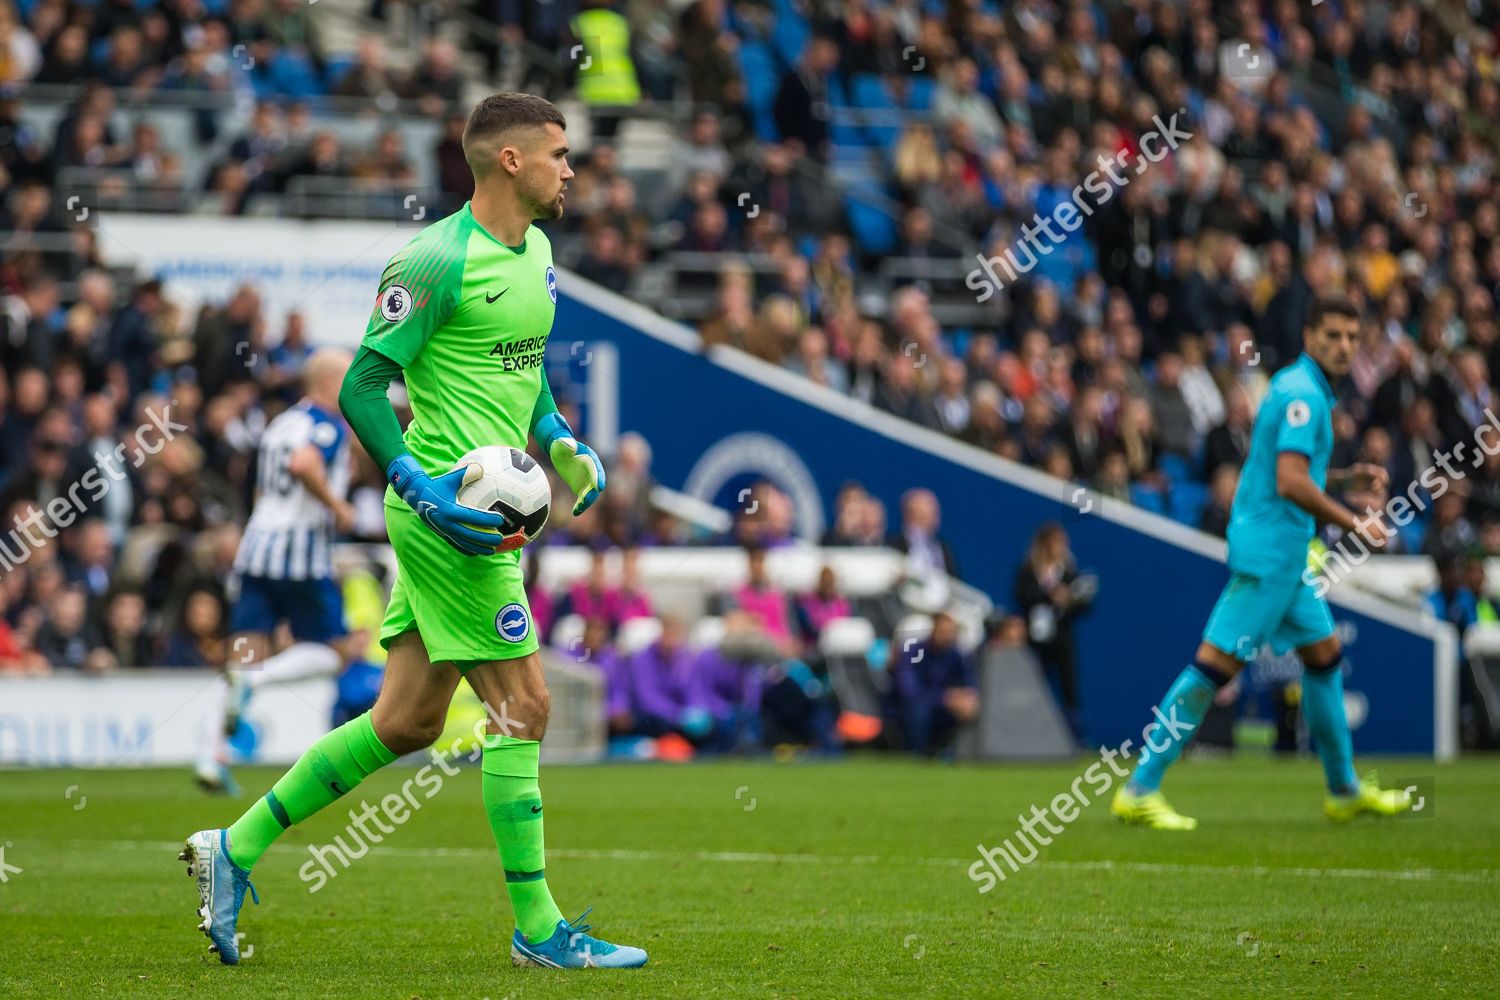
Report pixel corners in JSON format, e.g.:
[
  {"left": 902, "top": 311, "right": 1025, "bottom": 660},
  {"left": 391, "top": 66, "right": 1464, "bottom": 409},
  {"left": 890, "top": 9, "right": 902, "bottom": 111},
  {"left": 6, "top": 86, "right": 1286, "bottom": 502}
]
[
  {"left": 933, "top": 58, "right": 1003, "bottom": 150},
  {"left": 97, "top": 590, "right": 152, "bottom": 669},
  {"left": 162, "top": 586, "right": 227, "bottom": 667},
  {"left": 575, "top": 224, "right": 632, "bottom": 294},
  {"left": 1014, "top": 522, "right": 1096, "bottom": 740},
  {"left": 1204, "top": 388, "right": 1253, "bottom": 480},
  {"left": 887, "top": 611, "right": 980, "bottom": 756},
  {"left": 108, "top": 279, "right": 164, "bottom": 402},
  {"left": 568, "top": 0, "right": 641, "bottom": 138},
  {"left": 618, "top": 614, "right": 695, "bottom": 740},
  {"left": 722, "top": 546, "right": 794, "bottom": 656},
  {"left": 1201, "top": 465, "right": 1238, "bottom": 539},
  {"left": 1423, "top": 487, "right": 1477, "bottom": 562},
  {"left": 887, "top": 488, "right": 959, "bottom": 580},
  {"left": 34, "top": 586, "right": 97, "bottom": 671},
  {"left": 772, "top": 33, "right": 839, "bottom": 161},
  {"left": 1465, "top": 555, "right": 1499, "bottom": 624},
  {"left": 615, "top": 547, "right": 654, "bottom": 623},
  {"left": 1425, "top": 553, "right": 1478, "bottom": 639},
  {"left": 63, "top": 518, "right": 114, "bottom": 602},
  {"left": 795, "top": 565, "right": 850, "bottom": 648},
  {"left": 557, "top": 548, "right": 623, "bottom": 633},
  {"left": 331, "top": 35, "right": 396, "bottom": 101}
]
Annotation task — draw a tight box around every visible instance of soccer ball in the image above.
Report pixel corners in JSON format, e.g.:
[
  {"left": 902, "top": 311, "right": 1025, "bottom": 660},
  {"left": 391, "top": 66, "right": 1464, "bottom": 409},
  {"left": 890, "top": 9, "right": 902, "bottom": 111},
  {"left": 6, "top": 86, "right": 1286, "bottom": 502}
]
[{"left": 453, "top": 446, "right": 550, "bottom": 551}]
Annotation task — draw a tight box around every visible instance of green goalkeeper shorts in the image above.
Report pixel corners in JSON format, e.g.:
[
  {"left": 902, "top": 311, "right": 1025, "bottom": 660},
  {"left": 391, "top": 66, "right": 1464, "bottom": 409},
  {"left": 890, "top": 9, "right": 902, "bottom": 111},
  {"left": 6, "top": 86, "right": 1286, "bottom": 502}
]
[{"left": 379, "top": 498, "right": 539, "bottom": 666}]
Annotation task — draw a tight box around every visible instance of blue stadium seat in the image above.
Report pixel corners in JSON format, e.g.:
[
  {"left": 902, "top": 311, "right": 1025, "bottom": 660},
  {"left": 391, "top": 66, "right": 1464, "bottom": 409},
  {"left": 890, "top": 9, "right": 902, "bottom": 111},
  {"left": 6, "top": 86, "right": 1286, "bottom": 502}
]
[
  {"left": 1130, "top": 483, "right": 1167, "bottom": 514},
  {"left": 1169, "top": 480, "right": 1209, "bottom": 527},
  {"left": 738, "top": 40, "right": 781, "bottom": 141},
  {"left": 266, "top": 51, "right": 324, "bottom": 99},
  {"left": 905, "top": 77, "right": 936, "bottom": 110},
  {"left": 1158, "top": 452, "right": 1193, "bottom": 484},
  {"left": 323, "top": 54, "right": 354, "bottom": 92},
  {"left": 845, "top": 191, "right": 897, "bottom": 254},
  {"left": 850, "top": 74, "right": 895, "bottom": 109},
  {"left": 770, "top": 0, "right": 810, "bottom": 66}
]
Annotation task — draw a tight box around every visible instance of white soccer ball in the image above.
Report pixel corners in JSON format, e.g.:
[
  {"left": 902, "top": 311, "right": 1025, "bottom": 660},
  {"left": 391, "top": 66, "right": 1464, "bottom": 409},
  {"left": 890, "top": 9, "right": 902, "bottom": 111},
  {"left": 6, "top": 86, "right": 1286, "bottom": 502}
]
[{"left": 453, "top": 446, "right": 550, "bottom": 551}]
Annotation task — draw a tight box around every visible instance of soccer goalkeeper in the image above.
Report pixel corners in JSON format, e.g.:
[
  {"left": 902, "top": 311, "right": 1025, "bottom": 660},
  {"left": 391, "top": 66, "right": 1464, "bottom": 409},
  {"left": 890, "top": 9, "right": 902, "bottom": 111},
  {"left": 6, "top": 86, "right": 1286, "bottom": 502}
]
[{"left": 180, "top": 93, "right": 644, "bottom": 970}]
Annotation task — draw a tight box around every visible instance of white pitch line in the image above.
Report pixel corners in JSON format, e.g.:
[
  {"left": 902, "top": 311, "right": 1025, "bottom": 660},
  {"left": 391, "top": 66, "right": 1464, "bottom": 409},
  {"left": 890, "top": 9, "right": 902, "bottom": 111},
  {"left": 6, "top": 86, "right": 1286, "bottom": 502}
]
[{"left": 79, "top": 840, "right": 1500, "bottom": 884}]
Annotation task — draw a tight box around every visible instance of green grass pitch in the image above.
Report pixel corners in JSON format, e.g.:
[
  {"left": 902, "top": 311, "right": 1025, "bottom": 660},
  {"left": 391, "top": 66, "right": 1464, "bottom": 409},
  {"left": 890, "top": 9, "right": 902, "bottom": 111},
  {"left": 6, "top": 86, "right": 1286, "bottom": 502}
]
[{"left": 2, "top": 755, "right": 1498, "bottom": 998}]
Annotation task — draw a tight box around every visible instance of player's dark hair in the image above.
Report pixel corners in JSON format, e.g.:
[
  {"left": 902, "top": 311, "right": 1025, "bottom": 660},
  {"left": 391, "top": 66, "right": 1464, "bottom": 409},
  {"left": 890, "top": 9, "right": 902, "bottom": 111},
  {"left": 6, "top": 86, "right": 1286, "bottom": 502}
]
[
  {"left": 463, "top": 93, "right": 566, "bottom": 159},
  {"left": 1308, "top": 294, "right": 1358, "bottom": 329}
]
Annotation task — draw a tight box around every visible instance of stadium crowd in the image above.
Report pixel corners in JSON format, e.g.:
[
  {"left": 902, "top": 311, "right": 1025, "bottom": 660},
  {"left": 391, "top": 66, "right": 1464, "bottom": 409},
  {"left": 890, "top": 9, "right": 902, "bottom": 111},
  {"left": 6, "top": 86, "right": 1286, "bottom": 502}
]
[
  {"left": 3, "top": 0, "right": 1500, "bottom": 750},
  {"left": 4, "top": 1, "right": 1500, "bottom": 548},
  {"left": 544, "top": 0, "right": 1500, "bottom": 560}
]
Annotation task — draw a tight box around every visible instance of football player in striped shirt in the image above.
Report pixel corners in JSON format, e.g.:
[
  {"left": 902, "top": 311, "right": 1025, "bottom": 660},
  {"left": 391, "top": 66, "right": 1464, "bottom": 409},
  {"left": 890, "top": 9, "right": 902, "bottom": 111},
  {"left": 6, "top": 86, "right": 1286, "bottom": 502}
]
[{"left": 194, "top": 348, "right": 363, "bottom": 794}]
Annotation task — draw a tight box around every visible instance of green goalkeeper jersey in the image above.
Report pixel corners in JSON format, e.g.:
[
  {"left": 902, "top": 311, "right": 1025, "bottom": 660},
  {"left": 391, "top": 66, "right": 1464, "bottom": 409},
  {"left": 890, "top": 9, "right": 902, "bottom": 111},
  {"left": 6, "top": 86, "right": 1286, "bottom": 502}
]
[{"left": 362, "top": 201, "right": 558, "bottom": 505}]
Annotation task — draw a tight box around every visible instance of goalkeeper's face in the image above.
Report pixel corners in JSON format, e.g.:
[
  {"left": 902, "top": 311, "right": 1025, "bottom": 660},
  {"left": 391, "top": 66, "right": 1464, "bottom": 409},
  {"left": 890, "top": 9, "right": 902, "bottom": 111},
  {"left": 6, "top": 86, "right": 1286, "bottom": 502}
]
[{"left": 518, "top": 122, "right": 574, "bottom": 221}]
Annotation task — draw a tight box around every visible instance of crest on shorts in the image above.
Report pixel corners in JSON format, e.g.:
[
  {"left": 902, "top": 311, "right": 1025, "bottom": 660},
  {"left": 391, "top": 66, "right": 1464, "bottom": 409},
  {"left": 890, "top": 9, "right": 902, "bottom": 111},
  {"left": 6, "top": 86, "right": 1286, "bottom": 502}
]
[
  {"left": 496, "top": 603, "right": 530, "bottom": 643},
  {"left": 378, "top": 284, "right": 413, "bottom": 323}
]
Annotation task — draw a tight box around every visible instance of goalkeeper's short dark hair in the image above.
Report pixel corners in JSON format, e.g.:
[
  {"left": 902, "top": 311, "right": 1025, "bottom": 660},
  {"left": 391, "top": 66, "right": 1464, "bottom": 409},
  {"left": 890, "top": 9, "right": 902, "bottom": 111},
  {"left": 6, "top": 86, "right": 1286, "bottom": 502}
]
[{"left": 463, "top": 93, "right": 567, "bottom": 173}]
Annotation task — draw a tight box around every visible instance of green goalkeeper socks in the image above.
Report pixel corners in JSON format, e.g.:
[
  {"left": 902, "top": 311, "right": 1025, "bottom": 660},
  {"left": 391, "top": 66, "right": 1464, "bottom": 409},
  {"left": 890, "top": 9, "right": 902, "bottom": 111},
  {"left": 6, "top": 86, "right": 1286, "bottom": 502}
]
[
  {"left": 482, "top": 735, "right": 565, "bottom": 943},
  {"left": 225, "top": 712, "right": 398, "bottom": 871}
]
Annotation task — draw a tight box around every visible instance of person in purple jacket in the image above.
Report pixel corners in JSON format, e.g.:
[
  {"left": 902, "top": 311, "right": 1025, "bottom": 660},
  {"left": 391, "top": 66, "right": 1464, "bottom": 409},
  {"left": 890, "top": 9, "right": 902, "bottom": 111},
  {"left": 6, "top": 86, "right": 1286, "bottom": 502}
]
[
  {"left": 582, "top": 616, "right": 635, "bottom": 738},
  {"left": 619, "top": 614, "right": 695, "bottom": 738},
  {"left": 680, "top": 634, "right": 761, "bottom": 752}
]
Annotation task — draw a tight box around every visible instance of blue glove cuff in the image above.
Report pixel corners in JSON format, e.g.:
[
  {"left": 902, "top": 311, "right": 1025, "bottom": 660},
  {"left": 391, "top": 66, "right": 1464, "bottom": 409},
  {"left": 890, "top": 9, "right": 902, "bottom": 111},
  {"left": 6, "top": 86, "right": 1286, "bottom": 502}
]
[
  {"left": 386, "top": 453, "right": 425, "bottom": 501},
  {"left": 534, "top": 413, "right": 573, "bottom": 453}
]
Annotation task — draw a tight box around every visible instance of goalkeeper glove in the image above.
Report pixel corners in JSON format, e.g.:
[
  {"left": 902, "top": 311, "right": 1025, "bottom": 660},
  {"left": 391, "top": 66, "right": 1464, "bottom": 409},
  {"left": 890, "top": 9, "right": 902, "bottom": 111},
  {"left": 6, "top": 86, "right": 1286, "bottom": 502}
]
[
  {"left": 387, "top": 454, "right": 508, "bottom": 557},
  {"left": 535, "top": 413, "right": 606, "bottom": 516}
]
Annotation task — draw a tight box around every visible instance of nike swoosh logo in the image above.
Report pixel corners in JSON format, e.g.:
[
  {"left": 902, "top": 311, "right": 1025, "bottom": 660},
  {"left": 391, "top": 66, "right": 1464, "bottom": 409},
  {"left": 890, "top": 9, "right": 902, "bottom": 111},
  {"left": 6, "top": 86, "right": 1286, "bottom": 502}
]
[
  {"left": 530, "top": 805, "right": 543, "bottom": 814},
  {"left": 486, "top": 289, "right": 508, "bottom": 304}
]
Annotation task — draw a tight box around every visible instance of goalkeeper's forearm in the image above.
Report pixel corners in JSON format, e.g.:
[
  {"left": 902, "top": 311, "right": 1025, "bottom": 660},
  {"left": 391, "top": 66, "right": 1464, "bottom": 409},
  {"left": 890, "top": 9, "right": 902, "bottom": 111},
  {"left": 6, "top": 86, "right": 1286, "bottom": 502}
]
[
  {"left": 337, "top": 345, "right": 409, "bottom": 474},
  {"left": 530, "top": 370, "right": 559, "bottom": 440}
]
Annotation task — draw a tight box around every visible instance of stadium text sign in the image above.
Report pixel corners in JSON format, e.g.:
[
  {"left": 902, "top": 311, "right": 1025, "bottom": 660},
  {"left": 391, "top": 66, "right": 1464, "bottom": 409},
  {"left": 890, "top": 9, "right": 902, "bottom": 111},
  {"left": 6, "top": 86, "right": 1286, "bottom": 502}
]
[{"left": 97, "top": 215, "right": 413, "bottom": 349}]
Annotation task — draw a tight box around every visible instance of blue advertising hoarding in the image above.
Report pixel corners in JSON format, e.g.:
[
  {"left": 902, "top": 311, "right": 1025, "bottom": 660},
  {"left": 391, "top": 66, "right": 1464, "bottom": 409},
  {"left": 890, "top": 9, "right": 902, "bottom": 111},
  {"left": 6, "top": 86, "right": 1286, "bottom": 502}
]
[{"left": 555, "top": 277, "right": 1457, "bottom": 758}]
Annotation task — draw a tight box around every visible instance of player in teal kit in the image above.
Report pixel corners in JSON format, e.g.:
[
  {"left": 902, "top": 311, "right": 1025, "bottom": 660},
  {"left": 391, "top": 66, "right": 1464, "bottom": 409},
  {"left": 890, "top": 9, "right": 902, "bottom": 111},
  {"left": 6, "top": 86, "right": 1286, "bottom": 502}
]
[{"left": 1112, "top": 297, "right": 1413, "bottom": 829}]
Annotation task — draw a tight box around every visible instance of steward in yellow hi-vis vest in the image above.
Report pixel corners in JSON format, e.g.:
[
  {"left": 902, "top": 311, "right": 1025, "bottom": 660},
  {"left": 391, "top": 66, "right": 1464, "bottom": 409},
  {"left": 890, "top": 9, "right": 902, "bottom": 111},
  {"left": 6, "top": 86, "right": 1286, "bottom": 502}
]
[{"left": 570, "top": 1, "right": 640, "bottom": 106}]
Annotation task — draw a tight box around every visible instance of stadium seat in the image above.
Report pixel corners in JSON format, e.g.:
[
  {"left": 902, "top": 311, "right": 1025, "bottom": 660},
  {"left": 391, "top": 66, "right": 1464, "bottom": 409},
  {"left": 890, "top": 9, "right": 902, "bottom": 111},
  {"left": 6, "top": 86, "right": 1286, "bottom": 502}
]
[
  {"left": 1170, "top": 480, "right": 1210, "bottom": 527},
  {"left": 769, "top": 0, "right": 810, "bottom": 66},
  {"left": 1129, "top": 483, "right": 1167, "bottom": 514},
  {"left": 850, "top": 74, "right": 896, "bottom": 110},
  {"left": 551, "top": 613, "right": 585, "bottom": 655},
  {"left": 617, "top": 616, "right": 664, "bottom": 656},
  {"left": 905, "top": 76, "right": 936, "bottom": 110},
  {"left": 737, "top": 41, "right": 781, "bottom": 141},
  {"left": 691, "top": 615, "right": 727, "bottom": 650},
  {"left": 892, "top": 613, "right": 933, "bottom": 649},
  {"left": 845, "top": 191, "right": 899, "bottom": 254},
  {"left": 1158, "top": 452, "right": 1193, "bottom": 484},
  {"left": 267, "top": 52, "right": 324, "bottom": 99},
  {"left": 818, "top": 617, "right": 887, "bottom": 737}
]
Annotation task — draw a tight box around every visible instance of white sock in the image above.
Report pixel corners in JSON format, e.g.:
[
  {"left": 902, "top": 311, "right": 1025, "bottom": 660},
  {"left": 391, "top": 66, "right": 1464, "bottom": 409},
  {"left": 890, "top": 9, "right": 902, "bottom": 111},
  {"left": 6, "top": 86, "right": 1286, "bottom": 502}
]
[
  {"left": 240, "top": 642, "right": 342, "bottom": 689},
  {"left": 196, "top": 675, "right": 232, "bottom": 774}
]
